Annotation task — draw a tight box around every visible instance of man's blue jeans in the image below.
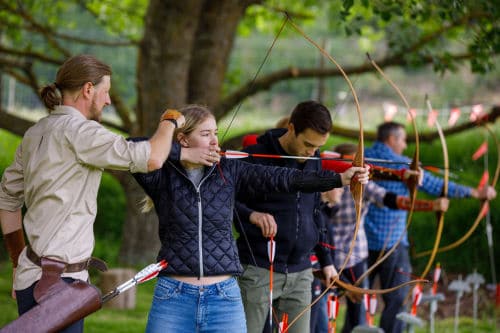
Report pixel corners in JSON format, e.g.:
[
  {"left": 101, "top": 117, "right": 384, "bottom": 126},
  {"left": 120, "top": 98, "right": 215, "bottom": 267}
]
[{"left": 146, "top": 276, "right": 246, "bottom": 333}]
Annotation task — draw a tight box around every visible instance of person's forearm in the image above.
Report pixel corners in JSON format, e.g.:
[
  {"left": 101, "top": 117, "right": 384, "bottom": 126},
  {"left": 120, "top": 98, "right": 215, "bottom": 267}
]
[
  {"left": 1, "top": 209, "right": 25, "bottom": 267},
  {"left": 383, "top": 193, "right": 434, "bottom": 211},
  {"left": 148, "top": 121, "right": 177, "bottom": 171},
  {"left": 0, "top": 209, "right": 22, "bottom": 234}
]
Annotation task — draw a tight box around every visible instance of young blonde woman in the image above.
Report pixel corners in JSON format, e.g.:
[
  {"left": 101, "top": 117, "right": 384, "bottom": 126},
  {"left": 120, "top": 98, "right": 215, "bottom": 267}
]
[{"left": 131, "top": 104, "right": 369, "bottom": 333}]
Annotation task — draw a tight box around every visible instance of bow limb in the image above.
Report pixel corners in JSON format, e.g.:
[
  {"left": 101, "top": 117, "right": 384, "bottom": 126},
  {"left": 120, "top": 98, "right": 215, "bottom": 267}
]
[
  {"left": 334, "top": 278, "right": 428, "bottom": 296},
  {"left": 417, "top": 96, "right": 449, "bottom": 279},
  {"left": 287, "top": 16, "right": 364, "bottom": 278},
  {"left": 353, "top": 55, "right": 420, "bottom": 285},
  {"left": 415, "top": 124, "right": 500, "bottom": 257},
  {"left": 284, "top": 17, "right": 364, "bottom": 332}
]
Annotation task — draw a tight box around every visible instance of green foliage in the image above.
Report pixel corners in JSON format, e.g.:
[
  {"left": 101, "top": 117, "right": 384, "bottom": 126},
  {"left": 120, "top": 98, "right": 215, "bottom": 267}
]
[
  {"left": 0, "top": 260, "right": 153, "bottom": 331},
  {"left": 410, "top": 127, "right": 500, "bottom": 279},
  {"left": 336, "top": 0, "right": 499, "bottom": 73},
  {"left": 84, "top": 0, "right": 147, "bottom": 41},
  {"left": 94, "top": 173, "right": 126, "bottom": 242},
  {"left": 0, "top": 130, "right": 20, "bottom": 174}
]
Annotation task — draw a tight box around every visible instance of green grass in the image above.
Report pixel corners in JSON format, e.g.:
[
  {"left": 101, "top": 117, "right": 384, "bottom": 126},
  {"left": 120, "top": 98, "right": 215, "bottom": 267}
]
[
  {"left": 1, "top": 261, "right": 499, "bottom": 331},
  {"left": 0, "top": 261, "right": 153, "bottom": 331}
]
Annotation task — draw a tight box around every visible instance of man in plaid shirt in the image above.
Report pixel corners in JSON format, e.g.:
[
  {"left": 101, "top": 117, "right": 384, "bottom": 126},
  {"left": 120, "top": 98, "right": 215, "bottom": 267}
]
[
  {"left": 319, "top": 143, "right": 448, "bottom": 333},
  {"left": 364, "top": 121, "right": 496, "bottom": 333}
]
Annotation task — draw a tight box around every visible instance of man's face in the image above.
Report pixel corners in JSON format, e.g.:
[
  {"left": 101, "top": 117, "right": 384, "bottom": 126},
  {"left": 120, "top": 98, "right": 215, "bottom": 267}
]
[
  {"left": 387, "top": 127, "right": 407, "bottom": 155},
  {"left": 288, "top": 126, "right": 329, "bottom": 160},
  {"left": 89, "top": 75, "right": 111, "bottom": 122}
]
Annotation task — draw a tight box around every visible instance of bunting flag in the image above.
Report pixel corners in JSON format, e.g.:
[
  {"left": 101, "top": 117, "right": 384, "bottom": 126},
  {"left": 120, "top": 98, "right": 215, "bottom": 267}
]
[
  {"left": 427, "top": 108, "right": 439, "bottom": 127},
  {"left": 469, "top": 104, "right": 484, "bottom": 122},
  {"left": 383, "top": 102, "right": 398, "bottom": 122},
  {"left": 477, "top": 170, "right": 489, "bottom": 189},
  {"left": 448, "top": 108, "right": 461, "bottom": 126},
  {"left": 472, "top": 141, "right": 488, "bottom": 161},
  {"left": 406, "top": 108, "right": 417, "bottom": 123},
  {"left": 373, "top": 102, "right": 493, "bottom": 127}
]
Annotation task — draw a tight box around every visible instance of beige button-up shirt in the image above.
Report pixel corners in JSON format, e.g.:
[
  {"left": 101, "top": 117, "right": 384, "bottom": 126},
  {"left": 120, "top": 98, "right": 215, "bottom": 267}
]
[{"left": 0, "top": 106, "right": 150, "bottom": 290}]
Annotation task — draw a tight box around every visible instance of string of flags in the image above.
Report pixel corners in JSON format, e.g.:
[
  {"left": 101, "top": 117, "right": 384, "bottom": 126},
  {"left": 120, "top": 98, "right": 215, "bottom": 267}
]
[{"left": 381, "top": 102, "right": 492, "bottom": 127}]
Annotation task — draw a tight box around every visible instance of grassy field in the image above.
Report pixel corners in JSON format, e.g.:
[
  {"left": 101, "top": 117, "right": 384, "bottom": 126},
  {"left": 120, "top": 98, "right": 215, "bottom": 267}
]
[
  {"left": 0, "top": 259, "right": 498, "bottom": 332},
  {"left": 0, "top": 121, "right": 499, "bottom": 331}
]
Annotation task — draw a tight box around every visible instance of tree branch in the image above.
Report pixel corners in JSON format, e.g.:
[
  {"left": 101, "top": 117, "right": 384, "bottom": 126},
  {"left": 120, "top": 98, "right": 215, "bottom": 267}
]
[
  {"left": 215, "top": 52, "right": 477, "bottom": 119},
  {"left": 0, "top": 46, "right": 63, "bottom": 66},
  {"left": 0, "top": 109, "right": 35, "bottom": 137},
  {"left": 221, "top": 106, "right": 499, "bottom": 150}
]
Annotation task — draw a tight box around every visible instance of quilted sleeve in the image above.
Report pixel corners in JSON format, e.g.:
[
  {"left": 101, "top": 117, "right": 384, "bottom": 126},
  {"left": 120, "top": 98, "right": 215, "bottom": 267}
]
[{"left": 232, "top": 160, "right": 343, "bottom": 195}]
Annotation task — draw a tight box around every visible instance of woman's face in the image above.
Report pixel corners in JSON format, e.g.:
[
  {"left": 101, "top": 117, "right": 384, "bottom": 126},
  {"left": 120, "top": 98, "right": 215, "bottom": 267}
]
[{"left": 181, "top": 116, "right": 219, "bottom": 149}]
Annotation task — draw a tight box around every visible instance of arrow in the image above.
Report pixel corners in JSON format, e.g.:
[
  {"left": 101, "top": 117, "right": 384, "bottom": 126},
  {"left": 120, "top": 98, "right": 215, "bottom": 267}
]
[
  {"left": 220, "top": 150, "right": 459, "bottom": 174},
  {"left": 101, "top": 260, "right": 168, "bottom": 303},
  {"left": 267, "top": 236, "right": 275, "bottom": 331}
]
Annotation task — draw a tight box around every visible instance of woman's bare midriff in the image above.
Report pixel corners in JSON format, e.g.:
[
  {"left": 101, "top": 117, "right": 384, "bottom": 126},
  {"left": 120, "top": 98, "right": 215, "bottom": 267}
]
[{"left": 169, "top": 275, "right": 231, "bottom": 286}]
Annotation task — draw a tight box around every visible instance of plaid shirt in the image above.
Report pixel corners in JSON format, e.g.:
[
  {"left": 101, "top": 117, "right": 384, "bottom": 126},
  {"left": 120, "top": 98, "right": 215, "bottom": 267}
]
[
  {"left": 328, "top": 183, "right": 387, "bottom": 268},
  {"left": 364, "top": 141, "right": 472, "bottom": 250}
]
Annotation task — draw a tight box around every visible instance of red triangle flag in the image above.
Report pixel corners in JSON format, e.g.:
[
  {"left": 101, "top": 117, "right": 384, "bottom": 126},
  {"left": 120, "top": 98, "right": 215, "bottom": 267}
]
[
  {"left": 477, "top": 170, "right": 489, "bottom": 189},
  {"left": 407, "top": 108, "right": 417, "bottom": 123},
  {"left": 383, "top": 102, "right": 398, "bottom": 122},
  {"left": 427, "top": 109, "right": 438, "bottom": 127},
  {"left": 472, "top": 141, "right": 488, "bottom": 161},
  {"left": 448, "top": 108, "right": 461, "bottom": 126},
  {"left": 470, "top": 104, "right": 484, "bottom": 122}
]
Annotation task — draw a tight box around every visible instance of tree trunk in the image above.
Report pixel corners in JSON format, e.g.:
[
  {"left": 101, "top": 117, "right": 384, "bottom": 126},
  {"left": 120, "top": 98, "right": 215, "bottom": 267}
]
[
  {"left": 188, "top": 0, "right": 255, "bottom": 109},
  {"left": 137, "top": 0, "right": 204, "bottom": 135},
  {"left": 117, "top": 173, "right": 161, "bottom": 265},
  {"left": 119, "top": 0, "right": 255, "bottom": 264}
]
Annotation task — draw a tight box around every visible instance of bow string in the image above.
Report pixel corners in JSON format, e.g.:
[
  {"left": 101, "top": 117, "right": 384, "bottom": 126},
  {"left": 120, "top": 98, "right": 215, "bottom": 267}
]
[{"left": 354, "top": 54, "right": 421, "bottom": 285}]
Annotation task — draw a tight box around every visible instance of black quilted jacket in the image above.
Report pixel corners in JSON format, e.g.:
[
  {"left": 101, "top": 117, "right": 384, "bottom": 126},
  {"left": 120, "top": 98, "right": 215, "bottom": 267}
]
[
  {"left": 132, "top": 142, "right": 342, "bottom": 277},
  {"left": 235, "top": 128, "right": 336, "bottom": 273}
]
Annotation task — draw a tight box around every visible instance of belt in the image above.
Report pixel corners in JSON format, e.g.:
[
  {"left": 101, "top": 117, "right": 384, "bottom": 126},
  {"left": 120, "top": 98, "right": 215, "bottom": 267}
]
[{"left": 26, "top": 246, "right": 108, "bottom": 273}]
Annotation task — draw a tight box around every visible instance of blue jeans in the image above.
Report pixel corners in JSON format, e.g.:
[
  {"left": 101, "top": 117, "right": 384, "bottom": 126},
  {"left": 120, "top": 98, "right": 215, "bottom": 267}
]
[
  {"left": 15, "top": 278, "right": 84, "bottom": 333},
  {"left": 146, "top": 276, "right": 246, "bottom": 333},
  {"left": 368, "top": 245, "right": 411, "bottom": 333}
]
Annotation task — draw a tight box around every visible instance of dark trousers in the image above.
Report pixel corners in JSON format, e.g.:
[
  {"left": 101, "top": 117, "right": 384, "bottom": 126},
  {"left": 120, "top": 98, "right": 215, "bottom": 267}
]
[
  {"left": 368, "top": 245, "right": 411, "bottom": 333},
  {"left": 341, "top": 260, "right": 368, "bottom": 333},
  {"left": 310, "top": 277, "right": 328, "bottom": 333},
  {"left": 16, "top": 277, "right": 84, "bottom": 333}
]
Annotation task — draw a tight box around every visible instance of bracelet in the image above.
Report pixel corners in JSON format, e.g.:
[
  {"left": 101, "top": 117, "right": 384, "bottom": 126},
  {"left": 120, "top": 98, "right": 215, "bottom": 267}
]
[
  {"left": 161, "top": 118, "right": 178, "bottom": 128},
  {"left": 160, "top": 109, "right": 182, "bottom": 127},
  {"left": 396, "top": 196, "right": 434, "bottom": 211}
]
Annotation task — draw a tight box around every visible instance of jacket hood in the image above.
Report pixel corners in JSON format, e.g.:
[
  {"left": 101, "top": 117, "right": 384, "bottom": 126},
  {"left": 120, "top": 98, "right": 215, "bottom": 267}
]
[{"left": 256, "top": 128, "right": 287, "bottom": 153}]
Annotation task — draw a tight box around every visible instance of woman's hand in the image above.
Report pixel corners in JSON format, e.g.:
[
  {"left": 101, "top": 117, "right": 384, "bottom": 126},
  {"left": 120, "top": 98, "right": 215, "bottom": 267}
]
[{"left": 180, "top": 146, "right": 221, "bottom": 166}]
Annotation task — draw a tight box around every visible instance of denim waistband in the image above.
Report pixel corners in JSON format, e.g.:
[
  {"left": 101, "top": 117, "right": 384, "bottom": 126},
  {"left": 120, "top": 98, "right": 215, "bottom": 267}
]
[{"left": 157, "top": 276, "right": 236, "bottom": 295}]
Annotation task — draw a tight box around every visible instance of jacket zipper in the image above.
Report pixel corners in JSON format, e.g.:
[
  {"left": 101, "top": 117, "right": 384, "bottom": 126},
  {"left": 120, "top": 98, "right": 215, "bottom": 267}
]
[{"left": 169, "top": 161, "right": 215, "bottom": 278}]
